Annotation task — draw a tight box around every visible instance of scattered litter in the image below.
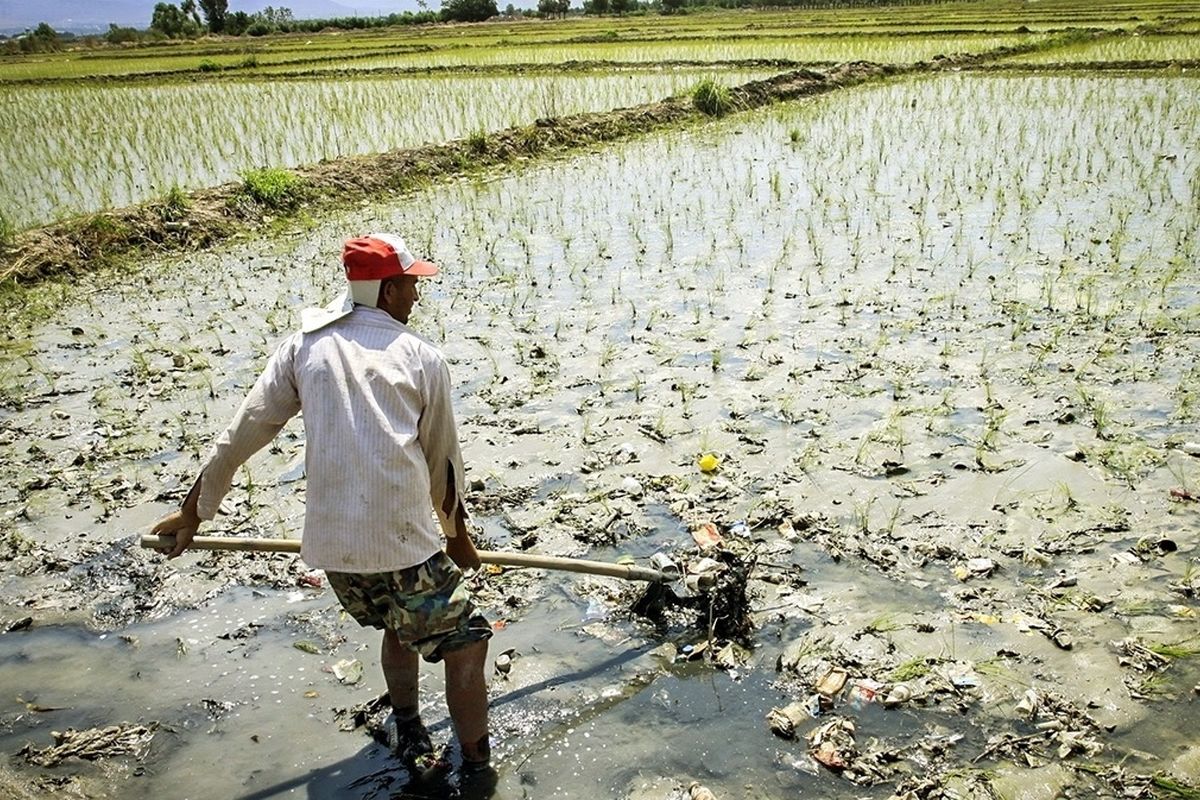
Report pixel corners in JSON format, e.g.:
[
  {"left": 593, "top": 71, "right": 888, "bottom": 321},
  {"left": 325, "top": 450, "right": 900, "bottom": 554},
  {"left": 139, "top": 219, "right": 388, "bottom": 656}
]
[
  {"left": 1110, "top": 552, "right": 1141, "bottom": 567},
  {"left": 297, "top": 571, "right": 323, "bottom": 588},
  {"left": 684, "top": 557, "right": 727, "bottom": 593},
  {"left": 775, "top": 750, "right": 821, "bottom": 776},
  {"left": 883, "top": 683, "right": 912, "bottom": 708},
  {"left": 1112, "top": 638, "right": 1171, "bottom": 672},
  {"left": 494, "top": 648, "right": 516, "bottom": 675},
  {"left": 690, "top": 522, "right": 723, "bottom": 550},
  {"left": 688, "top": 781, "right": 717, "bottom": 800},
  {"left": 814, "top": 666, "right": 848, "bottom": 698},
  {"left": 334, "top": 693, "right": 390, "bottom": 735},
  {"left": 584, "top": 597, "right": 608, "bottom": 622},
  {"left": 331, "top": 658, "right": 363, "bottom": 685},
  {"left": 967, "top": 558, "right": 997, "bottom": 577},
  {"left": 849, "top": 679, "right": 883, "bottom": 707},
  {"left": 20, "top": 722, "right": 158, "bottom": 767},
  {"left": 696, "top": 454, "right": 721, "bottom": 474},
  {"left": 804, "top": 716, "right": 897, "bottom": 782},
  {"left": 714, "top": 641, "right": 748, "bottom": 670},
  {"left": 293, "top": 640, "right": 321, "bottom": 654},
  {"left": 1046, "top": 573, "right": 1077, "bottom": 590},
  {"left": 949, "top": 672, "right": 981, "bottom": 689},
  {"left": 979, "top": 689, "right": 1104, "bottom": 764},
  {"left": 1133, "top": 536, "right": 1180, "bottom": 557},
  {"left": 1016, "top": 689, "right": 1040, "bottom": 718},
  {"left": 648, "top": 552, "right": 681, "bottom": 578},
  {"left": 767, "top": 701, "right": 809, "bottom": 740}
]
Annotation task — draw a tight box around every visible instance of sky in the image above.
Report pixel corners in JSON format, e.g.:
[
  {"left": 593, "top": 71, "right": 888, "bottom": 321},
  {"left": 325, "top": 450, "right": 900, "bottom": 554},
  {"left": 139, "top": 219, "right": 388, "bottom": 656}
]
[{"left": 0, "top": 0, "right": 480, "bottom": 34}]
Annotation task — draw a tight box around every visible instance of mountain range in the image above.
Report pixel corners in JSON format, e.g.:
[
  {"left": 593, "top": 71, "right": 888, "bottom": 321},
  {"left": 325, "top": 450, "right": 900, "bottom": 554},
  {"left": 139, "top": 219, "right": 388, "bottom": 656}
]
[{"left": 0, "top": 0, "right": 449, "bottom": 34}]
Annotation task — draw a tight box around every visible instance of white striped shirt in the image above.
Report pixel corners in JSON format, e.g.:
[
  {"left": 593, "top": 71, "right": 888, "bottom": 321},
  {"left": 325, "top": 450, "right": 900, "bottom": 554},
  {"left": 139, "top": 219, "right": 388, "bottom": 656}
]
[{"left": 196, "top": 306, "right": 468, "bottom": 573}]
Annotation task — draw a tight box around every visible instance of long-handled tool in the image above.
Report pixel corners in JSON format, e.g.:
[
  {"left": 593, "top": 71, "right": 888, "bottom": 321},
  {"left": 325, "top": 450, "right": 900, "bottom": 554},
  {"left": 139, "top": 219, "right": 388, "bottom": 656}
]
[{"left": 139, "top": 534, "right": 667, "bottom": 583}]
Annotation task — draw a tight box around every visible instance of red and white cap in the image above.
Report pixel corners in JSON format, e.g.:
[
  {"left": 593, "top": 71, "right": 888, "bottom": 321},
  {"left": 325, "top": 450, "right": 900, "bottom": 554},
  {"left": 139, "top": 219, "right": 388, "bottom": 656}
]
[
  {"left": 299, "top": 233, "right": 438, "bottom": 333},
  {"left": 343, "top": 233, "right": 438, "bottom": 307}
]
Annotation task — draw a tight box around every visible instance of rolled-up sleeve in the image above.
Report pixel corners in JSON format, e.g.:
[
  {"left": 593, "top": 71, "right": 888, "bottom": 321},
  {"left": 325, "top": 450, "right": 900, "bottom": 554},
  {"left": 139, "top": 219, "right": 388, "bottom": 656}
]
[
  {"left": 197, "top": 335, "right": 302, "bottom": 520},
  {"left": 418, "top": 357, "right": 468, "bottom": 537}
]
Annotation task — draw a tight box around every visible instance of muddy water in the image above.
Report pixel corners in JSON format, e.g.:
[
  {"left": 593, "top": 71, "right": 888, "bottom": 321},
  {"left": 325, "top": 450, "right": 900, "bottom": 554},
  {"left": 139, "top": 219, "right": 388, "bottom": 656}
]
[{"left": 2, "top": 72, "right": 1199, "bottom": 798}]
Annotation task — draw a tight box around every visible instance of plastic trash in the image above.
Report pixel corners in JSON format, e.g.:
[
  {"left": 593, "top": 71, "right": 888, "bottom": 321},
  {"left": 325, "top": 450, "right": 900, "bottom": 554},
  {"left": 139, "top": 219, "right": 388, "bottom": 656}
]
[
  {"left": 883, "top": 684, "right": 912, "bottom": 707},
  {"left": 494, "top": 648, "right": 516, "bottom": 675},
  {"left": 584, "top": 598, "right": 608, "bottom": 622},
  {"left": 1015, "top": 688, "right": 1039, "bottom": 718},
  {"left": 332, "top": 658, "right": 363, "bottom": 685},
  {"left": 685, "top": 557, "right": 726, "bottom": 592},
  {"left": 767, "top": 701, "right": 808, "bottom": 739},
  {"left": 807, "top": 718, "right": 857, "bottom": 770},
  {"left": 966, "top": 558, "right": 996, "bottom": 576},
  {"left": 814, "top": 666, "right": 848, "bottom": 698},
  {"left": 691, "top": 521, "right": 724, "bottom": 550},
  {"left": 697, "top": 453, "right": 721, "bottom": 473},
  {"left": 621, "top": 476, "right": 644, "bottom": 497},
  {"left": 649, "top": 552, "right": 681, "bottom": 578}
]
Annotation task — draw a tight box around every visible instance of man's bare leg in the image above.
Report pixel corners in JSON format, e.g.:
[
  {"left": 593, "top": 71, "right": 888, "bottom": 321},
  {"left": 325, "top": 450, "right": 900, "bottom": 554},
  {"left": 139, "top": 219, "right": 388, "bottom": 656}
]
[
  {"left": 382, "top": 629, "right": 420, "bottom": 717},
  {"left": 442, "top": 638, "right": 490, "bottom": 764}
]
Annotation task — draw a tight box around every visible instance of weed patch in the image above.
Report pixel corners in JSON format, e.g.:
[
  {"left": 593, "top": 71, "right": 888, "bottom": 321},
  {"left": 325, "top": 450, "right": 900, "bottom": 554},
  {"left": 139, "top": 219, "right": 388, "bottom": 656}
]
[
  {"left": 241, "top": 168, "right": 306, "bottom": 210},
  {"left": 157, "top": 186, "right": 191, "bottom": 222},
  {"left": 693, "top": 78, "right": 734, "bottom": 116}
]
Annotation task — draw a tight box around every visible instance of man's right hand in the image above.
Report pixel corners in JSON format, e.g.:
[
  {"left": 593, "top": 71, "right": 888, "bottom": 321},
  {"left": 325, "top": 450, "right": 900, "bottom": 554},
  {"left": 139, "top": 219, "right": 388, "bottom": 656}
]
[
  {"left": 151, "top": 509, "right": 201, "bottom": 559},
  {"left": 446, "top": 528, "right": 482, "bottom": 571}
]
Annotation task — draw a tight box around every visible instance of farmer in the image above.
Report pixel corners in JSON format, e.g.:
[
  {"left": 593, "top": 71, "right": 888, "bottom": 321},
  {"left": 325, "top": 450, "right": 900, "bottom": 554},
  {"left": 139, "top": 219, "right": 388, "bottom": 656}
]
[{"left": 150, "top": 233, "right": 492, "bottom": 774}]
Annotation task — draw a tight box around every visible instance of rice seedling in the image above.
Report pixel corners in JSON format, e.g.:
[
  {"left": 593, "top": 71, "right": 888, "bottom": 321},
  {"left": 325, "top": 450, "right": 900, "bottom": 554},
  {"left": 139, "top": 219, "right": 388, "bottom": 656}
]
[
  {"left": 1145, "top": 639, "right": 1200, "bottom": 660},
  {"left": 889, "top": 656, "right": 932, "bottom": 682},
  {"left": 0, "top": 68, "right": 780, "bottom": 229}
]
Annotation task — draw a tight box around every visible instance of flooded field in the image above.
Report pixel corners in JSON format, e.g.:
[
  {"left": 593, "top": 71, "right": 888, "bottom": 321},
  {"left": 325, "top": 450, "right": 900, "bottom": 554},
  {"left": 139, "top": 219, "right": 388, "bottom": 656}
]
[
  {"left": 2, "top": 68, "right": 1198, "bottom": 798},
  {"left": 0, "top": 68, "right": 779, "bottom": 231},
  {"left": 257, "top": 33, "right": 1045, "bottom": 73}
]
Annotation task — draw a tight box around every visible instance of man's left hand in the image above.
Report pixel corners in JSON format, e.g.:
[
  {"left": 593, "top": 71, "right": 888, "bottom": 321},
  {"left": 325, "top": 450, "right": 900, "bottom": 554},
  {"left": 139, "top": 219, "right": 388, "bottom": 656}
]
[{"left": 151, "top": 509, "right": 201, "bottom": 559}]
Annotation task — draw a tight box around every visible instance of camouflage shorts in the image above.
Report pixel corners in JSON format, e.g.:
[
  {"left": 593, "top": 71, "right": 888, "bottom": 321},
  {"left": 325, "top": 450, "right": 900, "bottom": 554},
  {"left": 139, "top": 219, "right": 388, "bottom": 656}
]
[{"left": 326, "top": 552, "right": 491, "bottom": 663}]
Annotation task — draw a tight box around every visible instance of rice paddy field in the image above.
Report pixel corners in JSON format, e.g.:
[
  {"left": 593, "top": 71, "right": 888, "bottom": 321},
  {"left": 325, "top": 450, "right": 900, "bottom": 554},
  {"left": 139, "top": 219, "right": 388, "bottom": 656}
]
[
  {"left": 1005, "top": 32, "right": 1200, "bottom": 63},
  {"left": 0, "top": 69, "right": 779, "bottom": 229},
  {"left": 1, "top": 1, "right": 1199, "bottom": 799}
]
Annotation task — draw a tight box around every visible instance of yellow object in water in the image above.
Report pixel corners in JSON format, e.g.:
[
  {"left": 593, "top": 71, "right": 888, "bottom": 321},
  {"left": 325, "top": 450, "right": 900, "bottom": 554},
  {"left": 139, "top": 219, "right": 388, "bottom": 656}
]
[{"left": 697, "top": 453, "right": 720, "bottom": 473}]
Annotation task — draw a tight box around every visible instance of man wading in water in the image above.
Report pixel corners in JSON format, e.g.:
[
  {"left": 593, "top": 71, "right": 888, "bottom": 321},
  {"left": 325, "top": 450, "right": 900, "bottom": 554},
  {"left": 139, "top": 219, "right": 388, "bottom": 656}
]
[{"left": 151, "top": 233, "right": 493, "bottom": 778}]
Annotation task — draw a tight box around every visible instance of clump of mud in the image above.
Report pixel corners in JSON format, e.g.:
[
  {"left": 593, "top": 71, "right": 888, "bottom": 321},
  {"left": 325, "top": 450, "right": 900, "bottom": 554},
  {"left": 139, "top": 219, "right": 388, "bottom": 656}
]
[{"left": 631, "top": 547, "right": 758, "bottom": 646}]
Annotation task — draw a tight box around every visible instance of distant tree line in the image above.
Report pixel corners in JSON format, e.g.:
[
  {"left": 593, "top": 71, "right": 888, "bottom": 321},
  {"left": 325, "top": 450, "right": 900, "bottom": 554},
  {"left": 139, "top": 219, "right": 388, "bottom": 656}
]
[
  {"left": 2, "top": 0, "right": 962, "bottom": 54},
  {"left": 0, "top": 22, "right": 73, "bottom": 54}
]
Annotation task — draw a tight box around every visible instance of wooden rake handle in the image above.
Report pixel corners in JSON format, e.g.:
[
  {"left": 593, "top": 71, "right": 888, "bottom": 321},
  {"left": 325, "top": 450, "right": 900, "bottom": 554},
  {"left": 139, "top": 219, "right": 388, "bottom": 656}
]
[{"left": 139, "top": 534, "right": 667, "bottom": 583}]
